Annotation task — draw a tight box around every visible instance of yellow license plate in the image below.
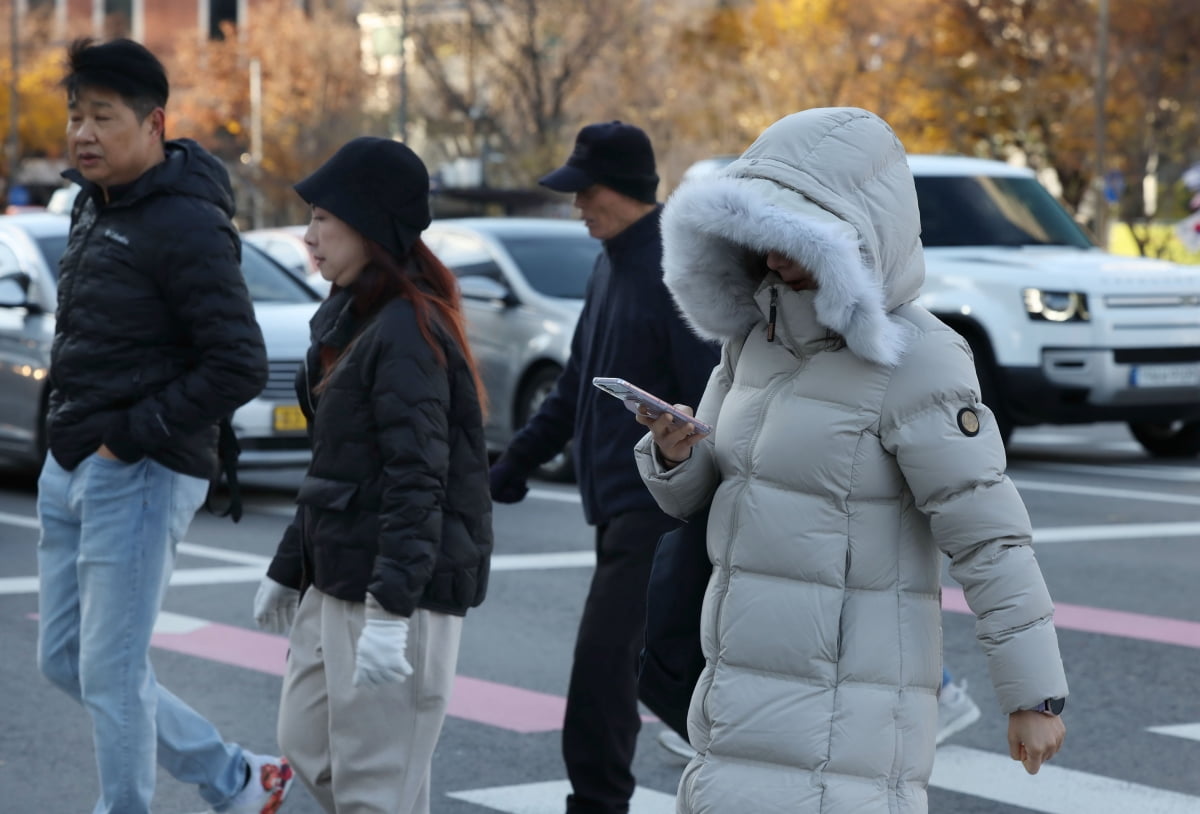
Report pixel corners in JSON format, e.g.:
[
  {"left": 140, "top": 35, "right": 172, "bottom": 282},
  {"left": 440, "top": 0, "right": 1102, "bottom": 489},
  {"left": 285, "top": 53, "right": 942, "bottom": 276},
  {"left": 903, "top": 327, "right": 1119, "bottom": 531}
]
[{"left": 272, "top": 405, "right": 307, "bottom": 432}]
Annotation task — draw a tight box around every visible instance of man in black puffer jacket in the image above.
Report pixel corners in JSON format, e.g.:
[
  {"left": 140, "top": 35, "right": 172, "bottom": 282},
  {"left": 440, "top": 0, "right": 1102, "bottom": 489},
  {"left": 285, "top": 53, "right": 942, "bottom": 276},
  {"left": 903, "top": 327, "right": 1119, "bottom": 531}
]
[
  {"left": 489, "top": 121, "right": 720, "bottom": 814},
  {"left": 35, "top": 39, "right": 288, "bottom": 814}
]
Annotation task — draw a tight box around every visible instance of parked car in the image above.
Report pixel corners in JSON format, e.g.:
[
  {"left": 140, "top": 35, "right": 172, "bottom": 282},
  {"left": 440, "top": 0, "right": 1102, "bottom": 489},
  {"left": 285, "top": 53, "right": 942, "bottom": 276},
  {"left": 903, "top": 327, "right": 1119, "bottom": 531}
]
[
  {"left": 0, "top": 212, "right": 320, "bottom": 475},
  {"left": 683, "top": 154, "right": 1200, "bottom": 456},
  {"left": 423, "top": 218, "right": 601, "bottom": 481},
  {"left": 242, "top": 225, "right": 322, "bottom": 289}
]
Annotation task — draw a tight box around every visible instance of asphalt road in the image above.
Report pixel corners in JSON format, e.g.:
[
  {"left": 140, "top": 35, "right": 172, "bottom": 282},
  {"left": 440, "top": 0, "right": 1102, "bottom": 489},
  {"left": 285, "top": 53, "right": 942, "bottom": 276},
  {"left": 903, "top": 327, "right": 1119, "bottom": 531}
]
[{"left": 1, "top": 423, "right": 1198, "bottom": 814}]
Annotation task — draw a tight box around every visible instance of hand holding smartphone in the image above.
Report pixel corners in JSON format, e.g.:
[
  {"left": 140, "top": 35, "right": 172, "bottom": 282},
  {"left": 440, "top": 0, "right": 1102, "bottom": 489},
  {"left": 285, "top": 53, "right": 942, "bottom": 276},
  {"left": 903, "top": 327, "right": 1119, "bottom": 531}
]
[{"left": 591, "top": 377, "right": 712, "bottom": 436}]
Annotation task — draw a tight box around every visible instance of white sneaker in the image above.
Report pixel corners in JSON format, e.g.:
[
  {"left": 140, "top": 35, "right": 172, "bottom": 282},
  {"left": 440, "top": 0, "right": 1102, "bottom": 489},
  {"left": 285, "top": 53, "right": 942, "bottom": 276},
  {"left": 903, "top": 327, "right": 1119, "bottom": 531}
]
[
  {"left": 203, "top": 752, "right": 294, "bottom": 814},
  {"left": 656, "top": 729, "right": 696, "bottom": 761},
  {"left": 936, "top": 679, "right": 981, "bottom": 745}
]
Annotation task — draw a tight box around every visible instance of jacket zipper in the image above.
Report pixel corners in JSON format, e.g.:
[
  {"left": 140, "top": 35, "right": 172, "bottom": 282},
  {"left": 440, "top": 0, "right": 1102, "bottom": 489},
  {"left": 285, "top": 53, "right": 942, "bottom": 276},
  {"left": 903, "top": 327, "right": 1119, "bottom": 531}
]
[
  {"left": 766, "top": 286, "right": 778, "bottom": 342},
  {"left": 302, "top": 358, "right": 317, "bottom": 417},
  {"left": 60, "top": 204, "right": 103, "bottom": 338}
]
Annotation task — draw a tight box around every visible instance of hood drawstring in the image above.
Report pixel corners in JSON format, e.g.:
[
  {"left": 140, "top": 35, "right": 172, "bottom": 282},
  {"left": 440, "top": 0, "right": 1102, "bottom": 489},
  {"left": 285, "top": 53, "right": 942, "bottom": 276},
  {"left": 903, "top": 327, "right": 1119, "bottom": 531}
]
[{"left": 766, "top": 286, "right": 778, "bottom": 342}]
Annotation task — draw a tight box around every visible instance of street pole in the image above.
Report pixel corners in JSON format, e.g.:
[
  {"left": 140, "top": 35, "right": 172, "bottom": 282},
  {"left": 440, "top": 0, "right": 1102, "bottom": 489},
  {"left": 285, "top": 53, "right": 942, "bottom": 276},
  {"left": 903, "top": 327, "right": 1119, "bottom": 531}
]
[
  {"left": 1094, "top": 0, "right": 1110, "bottom": 247},
  {"left": 249, "top": 57, "right": 263, "bottom": 228},
  {"left": 6, "top": 0, "right": 20, "bottom": 195},
  {"left": 397, "top": 0, "right": 409, "bottom": 142}
]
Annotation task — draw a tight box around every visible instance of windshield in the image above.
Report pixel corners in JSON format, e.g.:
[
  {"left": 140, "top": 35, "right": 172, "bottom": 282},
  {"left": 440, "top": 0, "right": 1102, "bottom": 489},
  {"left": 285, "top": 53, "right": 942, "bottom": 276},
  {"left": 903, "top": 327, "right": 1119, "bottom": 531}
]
[
  {"left": 35, "top": 235, "right": 68, "bottom": 274},
  {"left": 914, "top": 176, "right": 1093, "bottom": 249},
  {"left": 499, "top": 235, "right": 600, "bottom": 299},
  {"left": 241, "top": 243, "right": 319, "bottom": 303},
  {"left": 39, "top": 232, "right": 317, "bottom": 304}
]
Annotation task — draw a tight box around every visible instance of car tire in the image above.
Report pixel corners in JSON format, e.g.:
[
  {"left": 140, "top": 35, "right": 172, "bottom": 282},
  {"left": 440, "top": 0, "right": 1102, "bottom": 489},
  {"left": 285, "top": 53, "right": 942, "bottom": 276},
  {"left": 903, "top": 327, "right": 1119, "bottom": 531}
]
[
  {"left": 954, "top": 329, "right": 1014, "bottom": 447},
  {"left": 26, "top": 394, "right": 49, "bottom": 480},
  {"left": 516, "top": 365, "right": 575, "bottom": 483},
  {"left": 1128, "top": 421, "right": 1200, "bottom": 458}
]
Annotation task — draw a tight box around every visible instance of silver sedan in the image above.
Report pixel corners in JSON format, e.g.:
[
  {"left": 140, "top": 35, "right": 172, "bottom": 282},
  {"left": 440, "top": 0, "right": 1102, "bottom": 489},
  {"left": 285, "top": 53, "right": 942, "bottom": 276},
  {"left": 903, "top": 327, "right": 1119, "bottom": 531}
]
[{"left": 424, "top": 218, "right": 600, "bottom": 482}]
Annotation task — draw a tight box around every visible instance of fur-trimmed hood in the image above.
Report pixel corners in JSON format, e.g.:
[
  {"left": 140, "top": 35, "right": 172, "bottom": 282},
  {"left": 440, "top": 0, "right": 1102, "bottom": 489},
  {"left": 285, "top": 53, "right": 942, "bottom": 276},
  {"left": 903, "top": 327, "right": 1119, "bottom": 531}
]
[{"left": 662, "top": 108, "right": 925, "bottom": 366}]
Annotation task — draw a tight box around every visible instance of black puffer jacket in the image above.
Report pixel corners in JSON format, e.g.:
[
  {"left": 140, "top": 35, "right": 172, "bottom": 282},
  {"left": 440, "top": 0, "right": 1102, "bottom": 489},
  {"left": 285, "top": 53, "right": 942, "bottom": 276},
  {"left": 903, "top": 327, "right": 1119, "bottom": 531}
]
[
  {"left": 267, "top": 289, "right": 493, "bottom": 617},
  {"left": 48, "top": 139, "right": 267, "bottom": 477}
]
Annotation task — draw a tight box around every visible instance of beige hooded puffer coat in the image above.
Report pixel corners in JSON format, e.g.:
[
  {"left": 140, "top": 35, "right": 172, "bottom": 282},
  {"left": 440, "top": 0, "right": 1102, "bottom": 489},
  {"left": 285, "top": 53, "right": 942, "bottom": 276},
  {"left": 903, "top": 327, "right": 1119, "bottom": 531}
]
[{"left": 635, "top": 108, "right": 1068, "bottom": 814}]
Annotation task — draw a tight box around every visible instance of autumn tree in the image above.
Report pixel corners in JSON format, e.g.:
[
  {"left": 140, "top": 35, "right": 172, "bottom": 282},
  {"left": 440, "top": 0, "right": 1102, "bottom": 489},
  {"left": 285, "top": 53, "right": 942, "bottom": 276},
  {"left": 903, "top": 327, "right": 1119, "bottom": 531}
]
[
  {"left": 407, "top": 0, "right": 641, "bottom": 187},
  {"left": 167, "top": 0, "right": 368, "bottom": 226},
  {"left": 644, "top": 0, "right": 976, "bottom": 186},
  {"left": 0, "top": 8, "right": 71, "bottom": 186},
  {"left": 1101, "top": 0, "right": 1200, "bottom": 255}
]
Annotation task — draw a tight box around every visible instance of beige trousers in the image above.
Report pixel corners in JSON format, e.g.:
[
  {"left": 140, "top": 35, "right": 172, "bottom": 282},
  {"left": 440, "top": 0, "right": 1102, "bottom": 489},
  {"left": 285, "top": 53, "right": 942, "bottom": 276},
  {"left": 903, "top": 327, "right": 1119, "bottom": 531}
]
[{"left": 278, "top": 587, "right": 463, "bottom": 814}]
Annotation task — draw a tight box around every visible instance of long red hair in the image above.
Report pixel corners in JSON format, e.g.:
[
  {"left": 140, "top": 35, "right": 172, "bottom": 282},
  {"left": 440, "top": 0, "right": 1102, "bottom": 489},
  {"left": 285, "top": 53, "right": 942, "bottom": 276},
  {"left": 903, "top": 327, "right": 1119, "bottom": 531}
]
[{"left": 316, "top": 238, "right": 487, "bottom": 417}]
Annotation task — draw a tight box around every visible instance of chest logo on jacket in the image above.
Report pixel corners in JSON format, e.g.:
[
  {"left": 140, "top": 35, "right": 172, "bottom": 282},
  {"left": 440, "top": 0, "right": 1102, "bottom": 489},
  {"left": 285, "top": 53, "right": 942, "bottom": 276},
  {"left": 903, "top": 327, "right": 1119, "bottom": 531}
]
[{"left": 103, "top": 228, "right": 131, "bottom": 247}]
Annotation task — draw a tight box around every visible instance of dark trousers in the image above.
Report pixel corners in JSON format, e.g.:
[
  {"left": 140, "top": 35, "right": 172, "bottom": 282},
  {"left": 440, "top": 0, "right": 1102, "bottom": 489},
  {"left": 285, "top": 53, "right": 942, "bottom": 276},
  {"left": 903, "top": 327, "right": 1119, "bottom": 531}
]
[{"left": 563, "top": 509, "right": 680, "bottom": 814}]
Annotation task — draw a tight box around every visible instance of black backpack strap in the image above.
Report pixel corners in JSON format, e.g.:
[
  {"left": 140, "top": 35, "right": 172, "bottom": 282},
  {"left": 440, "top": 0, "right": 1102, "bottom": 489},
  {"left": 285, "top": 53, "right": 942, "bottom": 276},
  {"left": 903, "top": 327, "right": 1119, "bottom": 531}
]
[{"left": 205, "top": 416, "right": 244, "bottom": 522}]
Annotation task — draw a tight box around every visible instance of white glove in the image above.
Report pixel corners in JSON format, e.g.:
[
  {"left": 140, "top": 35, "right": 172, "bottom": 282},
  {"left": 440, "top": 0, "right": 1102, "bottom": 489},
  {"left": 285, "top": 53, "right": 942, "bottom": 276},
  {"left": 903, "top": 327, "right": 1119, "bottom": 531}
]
[
  {"left": 353, "top": 599, "right": 413, "bottom": 688},
  {"left": 253, "top": 577, "right": 300, "bottom": 634}
]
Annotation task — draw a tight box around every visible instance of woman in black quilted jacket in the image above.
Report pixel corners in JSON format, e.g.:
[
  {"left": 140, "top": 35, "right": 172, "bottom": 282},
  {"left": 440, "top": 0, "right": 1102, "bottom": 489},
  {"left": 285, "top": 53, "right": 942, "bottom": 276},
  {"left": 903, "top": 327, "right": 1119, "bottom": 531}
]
[{"left": 253, "top": 137, "right": 493, "bottom": 814}]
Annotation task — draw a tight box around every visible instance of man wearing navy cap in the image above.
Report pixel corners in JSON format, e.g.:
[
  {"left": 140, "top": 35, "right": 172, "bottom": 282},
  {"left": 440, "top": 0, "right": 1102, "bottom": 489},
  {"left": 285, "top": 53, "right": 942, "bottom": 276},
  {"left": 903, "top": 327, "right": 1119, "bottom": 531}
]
[{"left": 490, "top": 122, "right": 720, "bottom": 813}]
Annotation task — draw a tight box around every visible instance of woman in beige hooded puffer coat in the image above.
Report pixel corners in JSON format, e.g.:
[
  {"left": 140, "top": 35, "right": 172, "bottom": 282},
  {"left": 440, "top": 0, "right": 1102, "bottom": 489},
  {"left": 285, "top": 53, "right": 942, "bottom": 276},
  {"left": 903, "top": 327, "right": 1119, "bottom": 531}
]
[{"left": 634, "top": 108, "right": 1068, "bottom": 814}]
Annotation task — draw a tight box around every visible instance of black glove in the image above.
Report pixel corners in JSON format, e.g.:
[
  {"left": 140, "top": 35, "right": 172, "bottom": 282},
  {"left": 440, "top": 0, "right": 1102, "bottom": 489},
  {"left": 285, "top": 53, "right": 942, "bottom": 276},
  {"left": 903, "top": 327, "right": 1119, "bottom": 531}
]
[{"left": 489, "top": 454, "right": 530, "bottom": 503}]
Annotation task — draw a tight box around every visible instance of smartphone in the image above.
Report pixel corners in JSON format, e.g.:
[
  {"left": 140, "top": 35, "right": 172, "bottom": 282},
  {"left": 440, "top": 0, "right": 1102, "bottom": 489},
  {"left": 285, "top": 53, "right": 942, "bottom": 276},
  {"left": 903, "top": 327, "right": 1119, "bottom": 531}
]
[{"left": 591, "top": 377, "right": 712, "bottom": 436}]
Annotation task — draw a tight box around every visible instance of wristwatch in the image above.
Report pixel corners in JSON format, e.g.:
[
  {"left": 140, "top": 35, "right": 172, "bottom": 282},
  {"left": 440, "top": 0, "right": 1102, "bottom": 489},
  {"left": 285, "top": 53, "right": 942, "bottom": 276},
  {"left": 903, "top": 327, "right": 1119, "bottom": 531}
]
[{"left": 1032, "top": 697, "right": 1066, "bottom": 715}]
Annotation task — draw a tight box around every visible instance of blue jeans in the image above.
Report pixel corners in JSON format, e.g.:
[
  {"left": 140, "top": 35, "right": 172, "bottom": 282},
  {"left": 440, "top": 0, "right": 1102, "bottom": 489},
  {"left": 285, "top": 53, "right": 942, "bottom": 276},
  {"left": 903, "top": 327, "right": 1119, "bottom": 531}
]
[{"left": 37, "top": 453, "right": 248, "bottom": 814}]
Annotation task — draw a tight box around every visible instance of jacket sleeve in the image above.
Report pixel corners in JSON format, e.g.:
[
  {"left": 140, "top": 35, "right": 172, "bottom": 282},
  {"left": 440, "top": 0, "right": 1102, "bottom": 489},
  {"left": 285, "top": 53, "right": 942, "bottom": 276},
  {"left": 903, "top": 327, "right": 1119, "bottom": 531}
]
[
  {"left": 266, "top": 508, "right": 305, "bottom": 590},
  {"left": 635, "top": 338, "right": 733, "bottom": 519},
  {"left": 365, "top": 317, "right": 451, "bottom": 617},
  {"left": 879, "top": 328, "right": 1068, "bottom": 713},
  {"left": 103, "top": 204, "right": 268, "bottom": 460}
]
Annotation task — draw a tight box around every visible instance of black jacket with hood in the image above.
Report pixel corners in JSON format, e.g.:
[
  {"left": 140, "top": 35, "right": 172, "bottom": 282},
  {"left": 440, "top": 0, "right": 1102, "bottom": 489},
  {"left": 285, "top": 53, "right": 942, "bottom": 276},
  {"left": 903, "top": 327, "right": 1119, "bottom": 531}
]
[
  {"left": 48, "top": 138, "right": 268, "bottom": 478},
  {"left": 266, "top": 289, "right": 493, "bottom": 617}
]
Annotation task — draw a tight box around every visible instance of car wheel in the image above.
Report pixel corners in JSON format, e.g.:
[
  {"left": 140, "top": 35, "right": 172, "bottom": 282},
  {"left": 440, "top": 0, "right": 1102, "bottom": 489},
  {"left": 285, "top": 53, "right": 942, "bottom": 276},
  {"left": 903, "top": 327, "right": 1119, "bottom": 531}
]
[
  {"left": 517, "top": 365, "right": 575, "bottom": 483},
  {"left": 961, "top": 334, "right": 1014, "bottom": 447},
  {"left": 26, "top": 393, "right": 49, "bottom": 480},
  {"left": 1128, "top": 421, "right": 1200, "bottom": 458}
]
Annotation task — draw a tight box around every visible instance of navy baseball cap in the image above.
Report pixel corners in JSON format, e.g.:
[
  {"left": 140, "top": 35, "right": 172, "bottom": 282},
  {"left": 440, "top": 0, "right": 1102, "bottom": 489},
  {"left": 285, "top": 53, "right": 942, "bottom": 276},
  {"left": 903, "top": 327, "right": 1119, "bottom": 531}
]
[{"left": 539, "top": 121, "right": 659, "bottom": 203}]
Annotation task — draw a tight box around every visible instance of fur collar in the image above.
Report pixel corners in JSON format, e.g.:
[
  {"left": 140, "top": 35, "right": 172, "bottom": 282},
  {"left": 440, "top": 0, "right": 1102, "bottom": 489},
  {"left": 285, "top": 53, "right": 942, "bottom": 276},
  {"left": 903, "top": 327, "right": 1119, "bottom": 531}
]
[{"left": 661, "top": 175, "right": 909, "bottom": 367}]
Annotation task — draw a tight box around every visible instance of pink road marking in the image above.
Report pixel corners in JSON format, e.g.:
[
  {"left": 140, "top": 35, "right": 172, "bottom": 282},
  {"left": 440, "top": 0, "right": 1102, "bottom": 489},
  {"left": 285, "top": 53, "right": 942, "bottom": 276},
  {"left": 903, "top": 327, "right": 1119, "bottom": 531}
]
[
  {"left": 942, "top": 587, "right": 1200, "bottom": 650},
  {"left": 447, "top": 676, "right": 567, "bottom": 733},
  {"left": 152, "top": 625, "right": 289, "bottom": 675},
  {"left": 28, "top": 612, "right": 646, "bottom": 733},
  {"left": 41, "top": 587, "right": 1200, "bottom": 737},
  {"left": 152, "top": 622, "right": 574, "bottom": 732}
]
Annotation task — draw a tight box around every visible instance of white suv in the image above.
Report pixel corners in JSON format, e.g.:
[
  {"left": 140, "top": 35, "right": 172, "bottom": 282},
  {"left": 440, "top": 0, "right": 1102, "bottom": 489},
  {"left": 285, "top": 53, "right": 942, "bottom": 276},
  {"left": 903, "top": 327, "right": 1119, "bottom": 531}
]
[
  {"left": 683, "top": 153, "right": 1200, "bottom": 457},
  {"left": 911, "top": 155, "right": 1200, "bottom": 457}
]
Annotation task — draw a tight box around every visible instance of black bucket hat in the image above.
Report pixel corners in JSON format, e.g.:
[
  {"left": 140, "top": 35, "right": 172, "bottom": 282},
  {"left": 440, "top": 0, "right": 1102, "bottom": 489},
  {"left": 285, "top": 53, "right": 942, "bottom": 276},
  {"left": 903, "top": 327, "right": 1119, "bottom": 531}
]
[{"left": 294, "top": 137, "right": 432, "bottom": 259}]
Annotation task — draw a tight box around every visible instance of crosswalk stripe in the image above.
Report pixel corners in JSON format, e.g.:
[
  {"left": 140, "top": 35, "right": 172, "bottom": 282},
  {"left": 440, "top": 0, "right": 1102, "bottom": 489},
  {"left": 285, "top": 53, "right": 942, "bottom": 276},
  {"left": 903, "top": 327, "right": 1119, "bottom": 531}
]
[
  {"left": 1148, "top": 723, "right": 1200, "bottom": 744},
  {"left": 448, "top": 747, "right": 1200, "bottom": 814},
  {"left": 447, "top": 780, "right": 674, "bottom": 814},
  {"left": 1023, "top": 460, "right": 1200, "bottom": 482},
  {"left": 1014, "top": 477, "right": 1200, "bottom": 507},
  {"left": 1032, "top": 521, "right": 1200, "bottom": 544},
  {"left": 444, "top": 749, "right": 1200, "bottom": 814},
  {"left": 930, "top": 745, "right": 1200, "bottom": 813}
]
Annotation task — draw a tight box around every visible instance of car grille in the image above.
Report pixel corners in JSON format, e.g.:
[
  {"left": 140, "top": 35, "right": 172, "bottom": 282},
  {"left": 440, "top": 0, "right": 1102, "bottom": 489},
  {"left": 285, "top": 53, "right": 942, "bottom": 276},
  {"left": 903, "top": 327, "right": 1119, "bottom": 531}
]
[
  {"left": 1112, "top": 347, "right": 1200, "bottom": 364},
  {"left": 262, "top": 359, "right": 302, "bottom": 401},
  {"left": 239, "top": 436, "right": 311, "bottom": 451}
]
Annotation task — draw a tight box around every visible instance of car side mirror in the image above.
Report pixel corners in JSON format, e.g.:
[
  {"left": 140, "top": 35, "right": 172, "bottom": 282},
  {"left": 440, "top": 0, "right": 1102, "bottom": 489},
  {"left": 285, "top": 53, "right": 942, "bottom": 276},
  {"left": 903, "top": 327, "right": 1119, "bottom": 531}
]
[
  {"left": 0, "top": 272, "right": 33, "bottom": 309},
  {"left": 459, "top": 275, "right": 517, "bottom": 307}
]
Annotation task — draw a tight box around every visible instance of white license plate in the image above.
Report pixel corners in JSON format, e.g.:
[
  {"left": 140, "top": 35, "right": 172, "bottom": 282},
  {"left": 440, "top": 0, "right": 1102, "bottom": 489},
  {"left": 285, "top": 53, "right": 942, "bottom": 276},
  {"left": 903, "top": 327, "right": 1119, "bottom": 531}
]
[{"left": 1130, "top": 363, "right": 1200, "bottom": 388}]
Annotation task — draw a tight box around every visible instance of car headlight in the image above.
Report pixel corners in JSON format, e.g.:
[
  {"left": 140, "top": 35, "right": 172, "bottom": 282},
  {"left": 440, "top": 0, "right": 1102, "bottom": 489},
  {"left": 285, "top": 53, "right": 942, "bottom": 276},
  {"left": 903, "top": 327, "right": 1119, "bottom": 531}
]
[{"left": 1022, "top": 289, "right": 1090, "bottom": 322}]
